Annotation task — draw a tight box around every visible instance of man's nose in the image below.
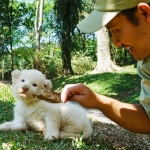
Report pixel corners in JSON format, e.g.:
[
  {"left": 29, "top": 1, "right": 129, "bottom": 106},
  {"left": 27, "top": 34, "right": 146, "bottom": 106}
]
[{"left": 112, "top": 37, "right": 122, "bottom": 48}]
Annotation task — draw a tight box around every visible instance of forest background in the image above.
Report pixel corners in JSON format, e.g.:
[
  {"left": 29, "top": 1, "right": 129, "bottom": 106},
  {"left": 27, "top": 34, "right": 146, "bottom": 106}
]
[{"left": 0, "top": 0, "right": 136, "bottom": 80}]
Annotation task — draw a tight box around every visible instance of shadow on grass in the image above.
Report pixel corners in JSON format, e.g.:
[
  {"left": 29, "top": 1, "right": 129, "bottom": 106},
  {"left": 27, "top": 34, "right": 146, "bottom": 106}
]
[{"left": 52, "top": 72, "right": 141, "bottom": 104}]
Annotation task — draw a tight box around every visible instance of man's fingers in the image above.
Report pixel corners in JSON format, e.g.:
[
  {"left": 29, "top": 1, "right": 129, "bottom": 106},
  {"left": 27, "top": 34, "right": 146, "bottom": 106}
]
[
  {"left": 61, "top": 84, "right": 75, "bottom": 103},
  {"left": 61, "top": 83, "right": 84, "bottom": 103}
]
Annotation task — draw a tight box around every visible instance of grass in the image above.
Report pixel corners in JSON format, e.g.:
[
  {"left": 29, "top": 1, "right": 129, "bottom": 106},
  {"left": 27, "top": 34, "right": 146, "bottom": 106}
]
[
  {"left": 52, "top": 65, "right": 140, "bottom": 104},
  {"left": 0, "top": 65, "right": 150, "bottom": 150}
]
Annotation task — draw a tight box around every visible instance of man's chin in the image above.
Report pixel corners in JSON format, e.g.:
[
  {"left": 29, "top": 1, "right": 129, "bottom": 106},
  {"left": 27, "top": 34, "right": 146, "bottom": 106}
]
[{"left": 133, "top": 55, "right": 144, "bottom": 61}]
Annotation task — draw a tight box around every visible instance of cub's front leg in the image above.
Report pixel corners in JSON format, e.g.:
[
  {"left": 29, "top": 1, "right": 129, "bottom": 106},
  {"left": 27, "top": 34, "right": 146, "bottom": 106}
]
[
  {"left": 44, "top": 115, "right": 60, "bottom": 141},
  {"left": 0, "top": 111, "right": 28, "bottom": 131},
  {"left": 0, "top": 121, "right": 28, "bottom": 130}
]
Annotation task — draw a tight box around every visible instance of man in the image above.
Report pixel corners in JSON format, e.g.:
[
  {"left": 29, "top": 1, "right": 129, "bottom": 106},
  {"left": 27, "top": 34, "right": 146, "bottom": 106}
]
[{"left": 61, "top": 0, "right": 150, "bottom": 133}]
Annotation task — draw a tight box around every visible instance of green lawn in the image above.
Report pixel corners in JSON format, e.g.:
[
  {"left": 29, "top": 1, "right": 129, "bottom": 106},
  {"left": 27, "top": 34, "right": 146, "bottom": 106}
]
[
  {"left": 52, "top": 65, "right": 141, "bottom": 104},
  {"left": 0, "top": 65, "right": 150, "bottom": 150}
]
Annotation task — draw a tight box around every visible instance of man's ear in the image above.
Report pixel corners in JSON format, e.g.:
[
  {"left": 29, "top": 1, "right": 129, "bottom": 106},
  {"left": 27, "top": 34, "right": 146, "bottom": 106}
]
[
  {"left": 137, "top": 3, "right": 150, "bottom": 22},
  {"left": 11, "top": 70, "right": 21, "bottom": 83}
]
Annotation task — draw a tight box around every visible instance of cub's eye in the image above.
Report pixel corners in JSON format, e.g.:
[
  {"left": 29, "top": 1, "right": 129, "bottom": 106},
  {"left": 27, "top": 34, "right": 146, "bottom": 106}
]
[
  {"left": 21, "top": 79, "right": 25, "bottom": 82},
  {"left": 32, "top": 83, "right": 37, "bottom": 87},
  {"left": 44, "top": 85, "right": 47, "bottom": 88}
]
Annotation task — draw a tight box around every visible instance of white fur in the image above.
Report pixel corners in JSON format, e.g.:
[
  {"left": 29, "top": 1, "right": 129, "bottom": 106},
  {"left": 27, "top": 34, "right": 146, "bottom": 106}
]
[{"left": 0, "top": 69, "right": 92, "bottom": 140}]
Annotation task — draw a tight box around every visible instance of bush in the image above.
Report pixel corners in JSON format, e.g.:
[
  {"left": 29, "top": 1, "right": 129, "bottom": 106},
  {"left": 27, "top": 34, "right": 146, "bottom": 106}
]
[{"left": 71, "top": 52, "right": 96, "bottom": 74}]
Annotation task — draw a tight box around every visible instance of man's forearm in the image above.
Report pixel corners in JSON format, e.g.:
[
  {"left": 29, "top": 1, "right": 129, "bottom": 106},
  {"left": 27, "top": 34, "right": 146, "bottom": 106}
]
[{"left": 96, "top": 94, "right": 150, "bottom": 133}]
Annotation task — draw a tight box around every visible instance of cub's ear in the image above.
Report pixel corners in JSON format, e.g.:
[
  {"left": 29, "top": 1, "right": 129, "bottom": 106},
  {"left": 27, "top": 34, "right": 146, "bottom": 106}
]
[
  {"left": 11, "top": 70, "right": 21, "bottom": 82},
  {"left": 43, "top": 79, "right": 52, "bottom": 89}
]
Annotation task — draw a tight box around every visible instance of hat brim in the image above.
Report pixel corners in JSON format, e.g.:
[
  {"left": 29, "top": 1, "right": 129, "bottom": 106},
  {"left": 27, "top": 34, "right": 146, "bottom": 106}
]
[{"left": 77, "top": 10, "right": 120, "bottom": 33}]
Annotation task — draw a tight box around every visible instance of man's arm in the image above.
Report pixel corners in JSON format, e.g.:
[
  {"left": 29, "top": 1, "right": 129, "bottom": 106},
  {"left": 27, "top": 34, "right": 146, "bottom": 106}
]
[
  {"left": 61, "top": 83, "right": 150, "bottom": 133},
  {"left": 96, "top": 94, "right": 150, "bottom": 133}
]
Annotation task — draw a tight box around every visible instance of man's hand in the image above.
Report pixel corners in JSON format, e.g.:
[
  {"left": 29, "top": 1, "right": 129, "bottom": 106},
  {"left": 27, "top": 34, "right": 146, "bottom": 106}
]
[{"left": 61, "top": 83, "right": 98, "bottom": 108}]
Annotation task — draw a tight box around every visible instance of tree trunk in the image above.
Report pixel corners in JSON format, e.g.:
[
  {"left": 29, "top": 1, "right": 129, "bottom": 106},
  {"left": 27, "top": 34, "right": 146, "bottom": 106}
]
[
  {"left": 2, "top": 55, "right": 4, "bottom": 81},
  {"left": 9, "top": 0, "right": 14, "bottom": 71},
  {"left": 34, "top": 0, "right": 44, "bottom": 52},
  {"left": 92, "top": 27, "right": 120, "bottom": 73},
  {"left": 34, "top": 0, "right": 44, "bottom": 69},
  {"left": 61, "top": 33, "right": 74, "bottom": 75},
  {"left": 60, "top": 1, "right": 74, "bottom": 75}
]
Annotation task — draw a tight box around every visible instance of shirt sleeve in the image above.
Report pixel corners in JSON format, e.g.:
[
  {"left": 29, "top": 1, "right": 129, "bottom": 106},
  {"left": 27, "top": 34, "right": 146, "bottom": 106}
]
[{"left": 137, "top": 56, "right": 150, "bottom": 119}]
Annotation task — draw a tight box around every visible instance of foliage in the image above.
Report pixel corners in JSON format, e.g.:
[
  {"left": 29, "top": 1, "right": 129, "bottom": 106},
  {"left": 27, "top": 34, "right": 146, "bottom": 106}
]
[
  {"left": 110, "top": 39, "right": 136, "bottom": 66},
  {"left": 12, "top": 46, "right": 63, "bottom": 78},
  {"left": 71, "top": 52, "right": 96, "bottom": 74},
  {"left": 0, "top": 83, "right": 15, "bottom": 102},
  {"left": 0, "top": 0, "right": 35, "bottom": 48},
  {"left": 13, "top": 47, "right": 35, "bottom": 69},
  {"left": 0, "top": 0, "right": 136, "bottom": 76},
  {"left": 73, "top": 33, "right": 97, "bottom": 61},
  {"left": 0, "top": 46, "right": 97, "bottom": 80},
  {"left": 0, "top": 44, "right": 137, "bottom": 81}
]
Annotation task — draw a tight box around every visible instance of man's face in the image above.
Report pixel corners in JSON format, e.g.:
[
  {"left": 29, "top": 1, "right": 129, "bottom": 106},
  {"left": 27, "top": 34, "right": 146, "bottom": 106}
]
[{"left": 106, "top": 12, "right": 150, "bottom": 61}]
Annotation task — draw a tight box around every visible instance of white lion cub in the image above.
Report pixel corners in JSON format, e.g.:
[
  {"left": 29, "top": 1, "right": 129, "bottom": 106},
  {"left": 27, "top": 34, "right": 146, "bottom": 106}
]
[{"left": 0, "top": 69, "right": 92, "bottom": 140}]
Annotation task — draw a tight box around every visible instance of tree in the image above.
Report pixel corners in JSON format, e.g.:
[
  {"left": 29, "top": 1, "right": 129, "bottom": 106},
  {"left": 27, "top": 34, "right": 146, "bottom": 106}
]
[
  {"left": 92, "top": 27, "right": 120, "bottom": 73},
  {"left": 53, "top": 0, "right": 84, "bottom": 75},
  {"left": 0, "top": 0, "right": 35, "bottom": 70},
  {"left": 34, "top": 0, "right": 44, "bottom": 52}
]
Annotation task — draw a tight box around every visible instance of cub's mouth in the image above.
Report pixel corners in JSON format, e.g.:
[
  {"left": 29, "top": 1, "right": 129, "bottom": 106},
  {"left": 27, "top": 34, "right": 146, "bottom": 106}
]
[
  {"left": 32, "top": 94, "right": 40, "bottom": 99},
  {"left": 17, "top": 87, "right": 41, "bottom": 99},
  {"left": 19, "top": 93, "right": 27, "bottom": 98},
  {"left": 17, "top": 87, "right": 28, "bottom": 98}
]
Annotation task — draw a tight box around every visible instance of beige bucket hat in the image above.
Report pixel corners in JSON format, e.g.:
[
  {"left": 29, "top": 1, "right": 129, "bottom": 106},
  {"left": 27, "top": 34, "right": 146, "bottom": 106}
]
[{"left": 77, "top": 0, "right": 150, "bottom": 33}]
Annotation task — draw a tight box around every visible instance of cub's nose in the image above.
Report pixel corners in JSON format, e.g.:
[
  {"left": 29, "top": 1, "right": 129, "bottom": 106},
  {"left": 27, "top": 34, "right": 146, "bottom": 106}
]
[
  {"left": 22, "top": 87, "right": 29, "bottom": 92},
  {"left": 18, "top": 86, "right": 29, "bottom": 94}
]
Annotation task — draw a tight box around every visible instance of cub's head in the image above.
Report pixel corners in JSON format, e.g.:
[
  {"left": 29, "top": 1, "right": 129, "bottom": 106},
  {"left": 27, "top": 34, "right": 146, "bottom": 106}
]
[{"left": 11, "top": 69, "right": 52, "bottom": 102}]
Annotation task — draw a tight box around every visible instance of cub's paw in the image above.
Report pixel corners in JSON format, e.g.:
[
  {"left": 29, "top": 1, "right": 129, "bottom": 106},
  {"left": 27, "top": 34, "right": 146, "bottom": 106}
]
[
  {"left": 44, "top": 134, "right": 58, "bottom": 141},
  {"left": 0, "top": 124, "right": 11, "bottom": 130}
]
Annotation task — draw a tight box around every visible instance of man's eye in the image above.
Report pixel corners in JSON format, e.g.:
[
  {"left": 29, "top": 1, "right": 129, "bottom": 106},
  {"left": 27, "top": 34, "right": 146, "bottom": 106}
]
[
  {"left": 111, "top": 30, "right": 117, "bottom": 34},
  {"left": 21, "top": 79, "right": 25, "bottom": 82},
  {"left": 32, "top": 84, "right": 37, "bottom": 87},
  {"left": 113, "top": 29, "right": 119, "bottom": 34}
]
